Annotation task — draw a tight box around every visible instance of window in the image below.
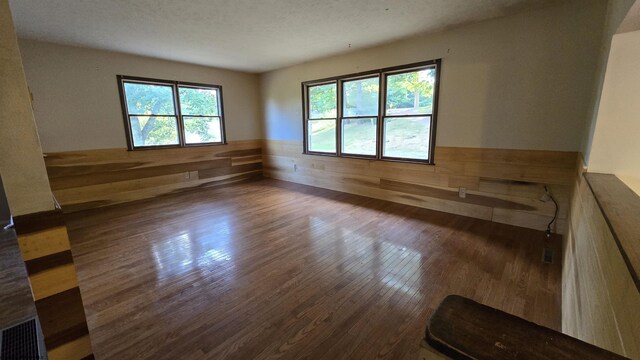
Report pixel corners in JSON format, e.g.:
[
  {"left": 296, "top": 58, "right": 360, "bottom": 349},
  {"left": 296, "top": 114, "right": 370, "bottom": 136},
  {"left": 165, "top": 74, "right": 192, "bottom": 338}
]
[
  {"left": 306, "top": 83, "right": 337, "bottom": 153},
  {"left": 342, "top": 76, "right": 379, "bottom": 156},
  {"left": 118, "top": 76, "right": 225, "bottom": 149},
  {"left": 302, "top": 60, "right": 440, "bottom": 163}
]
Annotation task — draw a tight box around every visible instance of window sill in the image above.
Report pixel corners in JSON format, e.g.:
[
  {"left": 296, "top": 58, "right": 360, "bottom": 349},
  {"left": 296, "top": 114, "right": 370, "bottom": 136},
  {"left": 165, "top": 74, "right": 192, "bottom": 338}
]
[
  {"left": 301, "top": 151, "right": 435, "bottom": 166},
  {"left": 128, "top": 142, "right": 228, "bottom": 151}
]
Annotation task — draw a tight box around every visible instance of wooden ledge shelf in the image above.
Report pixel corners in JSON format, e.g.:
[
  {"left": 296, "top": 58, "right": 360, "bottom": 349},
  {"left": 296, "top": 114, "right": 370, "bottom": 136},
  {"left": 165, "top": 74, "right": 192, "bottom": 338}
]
[
  {"left": 423, "top": 295, "right": 627, "bottom": 360},
  {"left": 584, "top": 173, "right": 640, "bottom": 293}
]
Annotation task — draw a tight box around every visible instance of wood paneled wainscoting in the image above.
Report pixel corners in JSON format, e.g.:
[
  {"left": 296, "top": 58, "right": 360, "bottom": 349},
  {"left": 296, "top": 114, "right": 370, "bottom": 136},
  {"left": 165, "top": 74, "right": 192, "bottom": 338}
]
[
  {"left": 263, "top": 140, "right": 577, "bottom": 234},
  {"left": 562, "top": 169, "right": 640, "bottom": 358},
  {"left": 44, "top": 140, "right": 263, "bottom": 212}
]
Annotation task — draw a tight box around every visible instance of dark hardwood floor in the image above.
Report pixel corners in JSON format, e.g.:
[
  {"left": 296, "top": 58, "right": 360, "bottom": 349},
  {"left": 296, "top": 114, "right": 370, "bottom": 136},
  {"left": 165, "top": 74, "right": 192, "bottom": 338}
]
[
  {"left": 65, "top": 178, "right": 562, "bottom": 360},
  {"left": 0, "top": 229, "right": 37, "bottom": 329}
]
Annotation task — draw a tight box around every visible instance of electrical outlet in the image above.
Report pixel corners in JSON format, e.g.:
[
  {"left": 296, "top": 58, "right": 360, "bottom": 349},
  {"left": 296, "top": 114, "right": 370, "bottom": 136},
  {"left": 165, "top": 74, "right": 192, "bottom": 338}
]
[{"left": 458, "top": 187, "right": 466, "bottom": 198}]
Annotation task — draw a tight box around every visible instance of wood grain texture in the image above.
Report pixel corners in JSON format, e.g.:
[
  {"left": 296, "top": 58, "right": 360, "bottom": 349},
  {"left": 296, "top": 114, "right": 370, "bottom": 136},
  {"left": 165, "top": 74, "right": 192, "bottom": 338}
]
[
  {"left": 65, "top": 178, "right": 562, "bottom": 360},
  {"left": 0, "top": 229, "right": 37, "bottom": 328},
  {"left": 36, "top": 288, "right": 90, "bottom": 350},
  {"left": 17, "top": 227, "right": 71, "bottom": 261},
  {"left": 426, "top": 295, "right": 627, "bottom": 360},
  {"left": 29, "top": 263, "right": 78, "bottom": 300},
  {"left": 13, "top": 210, "right": 93, "bottom": 359},
  {"left": 44, "top": 139, "right": 263, "bottom": 212},
  {"left": 263, "top": 140, "right": 574, "bottom": 234},
  {"left": 584, "top": 173, "right": 640, "bottom": 292},
  {"left": 562, "top": 170, "right": 640, "bottom": 359},
  {"left": 47, "top": 335, "right": 93, "bottom": 360}
]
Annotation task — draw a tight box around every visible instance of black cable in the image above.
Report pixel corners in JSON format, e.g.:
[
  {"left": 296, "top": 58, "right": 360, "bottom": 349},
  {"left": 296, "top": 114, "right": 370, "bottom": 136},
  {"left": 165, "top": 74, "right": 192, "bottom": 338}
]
[{"left": 544, "top": 185, "right": 558, "bottom": 237}]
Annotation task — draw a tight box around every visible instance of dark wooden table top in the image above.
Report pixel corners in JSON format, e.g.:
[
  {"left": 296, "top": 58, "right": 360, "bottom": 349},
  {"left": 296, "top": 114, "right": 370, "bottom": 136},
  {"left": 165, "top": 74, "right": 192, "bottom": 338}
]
[{"left": 426, "top": 295, "right": 628, "bottom": 360}]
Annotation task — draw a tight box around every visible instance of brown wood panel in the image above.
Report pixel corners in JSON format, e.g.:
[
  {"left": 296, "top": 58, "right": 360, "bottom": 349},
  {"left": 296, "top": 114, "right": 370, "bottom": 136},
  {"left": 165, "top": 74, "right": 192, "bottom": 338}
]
[
  {"left": 25, "top": 250, "right": 74, "bottom": 275},
  {"left": 562, "top": 171, "right": 640, "bottom": 358},
  {"left": 426, "top": 295, "right": 627, "bottom": 360},
  {"left": 380, "top": 179, "right": 536, "bottom": 211},
  {"left": 18, "top": 227, "right": 71, "bottom": 261},
  {"left": 47, "top": 335, "right": 93, "bottom": 360},
  {"left": 44, "top": 140, "right": 262, "bottom": 166},
  {"left": 59, "top": 171, "right": 263, "bottom": 213},
  {"left": 36, "top": 287, "right": 90, "bottom": 350},
  {"left": 198, "top": 162, "right": 262, "bottom": 180},
  {"left": 263, "top": 140, "right": 573, "bottom": 234},
  {"left": 49, "top": 158, "right": 232, "bottom": 189},
  {"left": 447, "top": 175, "right": 480, "bottom": 191},
  {"left": 13, "top": 209, "right": 66, "bottom": 235},
  {"left": 13, "top": 210, "right": 94, "bottom": 359},
  {"left": 584, "top": 173, "right": 640, "bottom": 292},
  {"left": 65, "top": 178, "right": 562, "bottom": 360},
  {"left": 435, "top": 147, "right": 578, "bottom": 169},
  {"left": 44, "top": 140, "right": 264, "bottom": 212}
]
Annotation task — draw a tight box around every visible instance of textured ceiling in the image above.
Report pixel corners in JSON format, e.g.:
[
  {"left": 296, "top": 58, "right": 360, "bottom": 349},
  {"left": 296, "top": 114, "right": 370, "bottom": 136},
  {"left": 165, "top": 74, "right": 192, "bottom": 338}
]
[
  {"left": 617, "top": 0, "right": 640, "bottom": 34},
  {"left": 9, "top": 0, "right": 561, "bottom": 73}
]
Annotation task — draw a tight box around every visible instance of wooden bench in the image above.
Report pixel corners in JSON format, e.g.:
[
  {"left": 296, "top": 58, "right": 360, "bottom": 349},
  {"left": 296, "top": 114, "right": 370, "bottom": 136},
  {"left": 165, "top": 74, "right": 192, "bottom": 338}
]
[{"left": 420, "top": 295, "right": 629, "bottom": 360}]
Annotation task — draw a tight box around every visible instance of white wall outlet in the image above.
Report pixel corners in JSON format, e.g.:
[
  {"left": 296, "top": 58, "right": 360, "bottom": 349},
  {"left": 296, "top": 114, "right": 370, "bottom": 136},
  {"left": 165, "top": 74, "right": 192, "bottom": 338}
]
[{"left": 459, "top": 187, "right": 467, "bottom": 198}]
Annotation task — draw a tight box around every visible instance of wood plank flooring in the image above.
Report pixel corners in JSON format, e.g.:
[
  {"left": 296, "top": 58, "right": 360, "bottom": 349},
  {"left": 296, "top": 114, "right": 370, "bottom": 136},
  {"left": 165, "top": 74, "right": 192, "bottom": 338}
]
[
  {"left": 65, "top": 178, "right": 562, "bottom": 360},
  {"left": 0, "top": 229, "right": 37, "bottom": 329}
]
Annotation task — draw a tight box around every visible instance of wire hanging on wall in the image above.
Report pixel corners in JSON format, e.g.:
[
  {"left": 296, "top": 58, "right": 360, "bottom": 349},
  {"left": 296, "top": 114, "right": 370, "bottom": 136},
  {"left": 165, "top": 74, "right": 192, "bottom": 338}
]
[{"left": 542, "top": 185, "right": 558, "bottom": 238}]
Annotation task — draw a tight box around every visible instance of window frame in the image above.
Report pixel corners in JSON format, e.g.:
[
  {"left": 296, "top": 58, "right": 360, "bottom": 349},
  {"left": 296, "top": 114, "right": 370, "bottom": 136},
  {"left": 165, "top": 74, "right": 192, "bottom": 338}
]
[
  {"left": 117, "top": 75, "right": 227, "bottom": 150},
  {"left": 340, "top": 74, "right": 381, "bottom": 159},
  {"left": 304, "top": 80, "right": 338, "bottom": 155},
  {"left": 302, "top": 59, "right": 441, "bottom": 164}
]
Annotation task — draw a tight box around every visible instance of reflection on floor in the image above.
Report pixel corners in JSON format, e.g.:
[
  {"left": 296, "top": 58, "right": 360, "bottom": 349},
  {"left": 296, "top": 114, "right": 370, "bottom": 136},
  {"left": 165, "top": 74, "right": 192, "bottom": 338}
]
[{"left": 66, "top": 178, "right": 561, "bottom": 360}]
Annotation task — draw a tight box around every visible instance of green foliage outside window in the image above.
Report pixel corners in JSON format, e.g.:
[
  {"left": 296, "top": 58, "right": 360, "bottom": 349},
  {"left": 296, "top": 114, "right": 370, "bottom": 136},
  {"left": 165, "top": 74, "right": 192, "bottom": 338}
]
[
  {"left": 123, "top": 82, "right": 221, "bottom": 146},
  {"left": 307, "top": 67, "right": 436, "bottom": 157}
]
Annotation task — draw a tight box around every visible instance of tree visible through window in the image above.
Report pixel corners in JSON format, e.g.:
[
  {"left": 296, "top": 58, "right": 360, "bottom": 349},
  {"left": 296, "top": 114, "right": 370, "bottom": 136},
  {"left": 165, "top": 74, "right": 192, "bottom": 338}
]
[
  {"left": 307, "top": 83, "right": 337, "bottom": 153},
  {"left": 383, "top": 68, "right": 435, "bottom": 160},
  {"left": 303, "top": 60, "right": 440, "bottom": 163},
  {"left": 118, "top": 76, "right": 225, "bottom": 149},
  {"left": 342, "top": 76, "right": 379, "bottom": 156},
  {"left": 179, "top": 86, "right": 222, "bottom": 145}
]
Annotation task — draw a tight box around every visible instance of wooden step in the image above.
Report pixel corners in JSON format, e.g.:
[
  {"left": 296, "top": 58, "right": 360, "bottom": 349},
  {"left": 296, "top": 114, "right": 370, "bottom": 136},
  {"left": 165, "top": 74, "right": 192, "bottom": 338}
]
[{"left": 422, "top": 295, "right": 629, "bottom": 360}]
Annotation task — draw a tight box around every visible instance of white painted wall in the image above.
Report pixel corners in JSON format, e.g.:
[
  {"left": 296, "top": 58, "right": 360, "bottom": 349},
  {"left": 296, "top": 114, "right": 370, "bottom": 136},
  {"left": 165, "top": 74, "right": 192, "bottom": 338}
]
[
  {"left": 581, "top": 0, "right": 636, "bottom": 164},
  {"left": 18, "top": 40, "right": 263, "bottom": 152},
  {"left": 260, "top": 1, "right": 607, "bottom": 151},
  {"left": 588, "top": 30, "right": 640, "bottom": 195},
  {"left": 0, "top": 0, "right": 54, "bottom": 216}
]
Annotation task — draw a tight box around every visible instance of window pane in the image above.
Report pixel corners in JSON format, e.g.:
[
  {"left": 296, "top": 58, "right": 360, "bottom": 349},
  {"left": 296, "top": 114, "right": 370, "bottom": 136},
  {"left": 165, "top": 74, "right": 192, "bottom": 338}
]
[
  {"left": 184, "top": 116, "right": 222, "bottom": 144},
  {"left": 385, "top": 68, "right": 435, "bottom": 116},
  {"left": 308, "top": 119, "right": 336, "bottom": 153},
  {"left": 178, "top": 87, "right": 219, "bottom": 116},
  {"left": 130, "top": 116, "right": 179, "bottom": 147},
  {"left": 342, "top": 118, "right": 377, "bottom": 155},
  {"left": 383, "top": 116, "right": 431, "bottom": 160},
  {"left": 343, "top": 77, "right": 379, "bottom": 117},
  {"left": 308, "top": 84, "right": 337, "bottom": 119},
  {"left": 124, "top": 82, "right": 176, "bottom": 115}
]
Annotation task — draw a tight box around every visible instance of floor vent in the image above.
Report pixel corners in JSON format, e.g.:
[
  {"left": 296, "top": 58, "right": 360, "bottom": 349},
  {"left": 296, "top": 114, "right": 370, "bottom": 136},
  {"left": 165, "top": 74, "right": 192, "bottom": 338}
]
[
  {"left": 542, "top": 247, "right": 554, "bottom": 264},
  {"left": 0, "top": 318, "right": 45, "bottom": 360}
]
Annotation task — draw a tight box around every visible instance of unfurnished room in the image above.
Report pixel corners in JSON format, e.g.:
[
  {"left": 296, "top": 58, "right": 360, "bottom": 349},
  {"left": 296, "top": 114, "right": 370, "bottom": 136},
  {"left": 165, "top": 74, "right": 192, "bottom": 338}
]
[{"left": 1, "top": 0, "right": 639, "bottom": 359}]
